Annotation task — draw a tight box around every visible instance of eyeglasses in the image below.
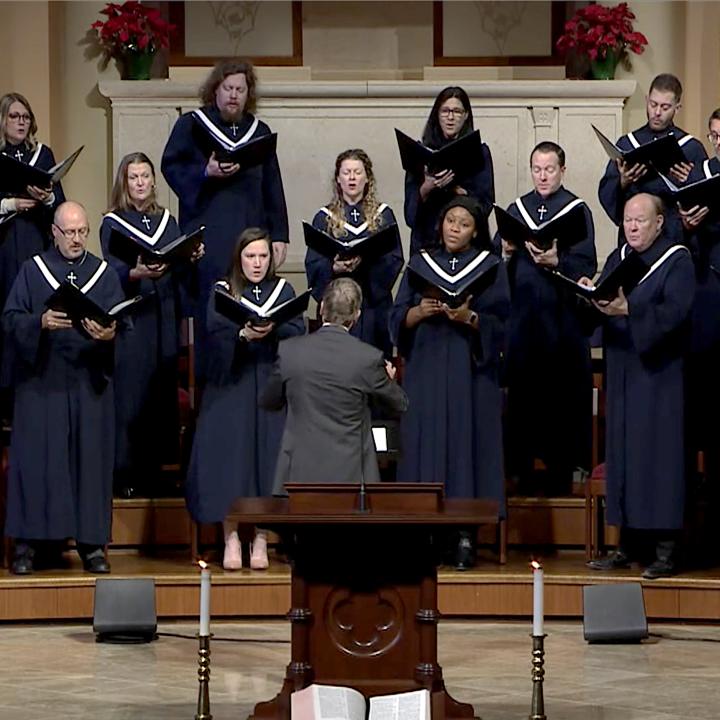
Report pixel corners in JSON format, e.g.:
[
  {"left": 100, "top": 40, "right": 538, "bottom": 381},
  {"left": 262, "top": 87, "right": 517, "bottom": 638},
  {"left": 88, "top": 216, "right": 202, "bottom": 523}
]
[
  {"left": 53, "top": 224, "right": 90, "bottom": 239},
  {"left": 439, "top": 108, "right": 467, "bottom": 118},
  {"left": 707, "top": 132, "right": 720, "bottom": 143},
  {"left": 7, "top": 112, "right": 31, "bottom": 123}
]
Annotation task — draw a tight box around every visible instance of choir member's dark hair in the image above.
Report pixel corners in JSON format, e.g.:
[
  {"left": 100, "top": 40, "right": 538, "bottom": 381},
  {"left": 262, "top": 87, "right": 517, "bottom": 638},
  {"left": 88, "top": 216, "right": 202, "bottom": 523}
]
[
  {"left": 530, "top": 141, "right": 566, "bottom": 168},
  {"left": 0, "top": 92, "right": 38, "bottom": 152},
  {"left": 649, "top": 73, "right": 683, "bottom": 103},
  {"left": 709, "top": 108, "right": 720, "bottom": 126},
  {"left": 108, "top": 152, "right": 162, "bottom": 215},
  {"left": 326, "top": 148, "right": 381, "bottom": 237},
  {"left": 200, "top": 59, "right": 257, "bottom": 114},
  {"left": 320, "top": 278, "right": 362, "bottom": 328},
  {"left": 437, "top": 196, "right": 491, "bottom": 250},
  {"left": 228, "top": 227, "right": 276, "bottom": 297},
  {"left": 422, "top": 87, "right": 474, "bottom": 149}
]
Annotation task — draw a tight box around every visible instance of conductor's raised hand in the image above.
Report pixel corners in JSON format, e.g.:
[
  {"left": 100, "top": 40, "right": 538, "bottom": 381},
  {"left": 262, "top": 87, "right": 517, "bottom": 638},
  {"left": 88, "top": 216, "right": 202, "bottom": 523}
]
[
  {"left": 206, "top": 152, "right": 240, "bottom": 178},
  {"left": 526, "top": 239, "right": 559, "bottom": 268},
  {"left": 243, "top": 321, "right": 274, "bottom": 341},
  {"left": 593, "top": 287, "right": 629, "bottom": 316},
  {"left": 617, "top": 159, "right": 647, "bottom": 189},
  {"left": 42, "top": 309, "right": 72, "bottom": 331},
  {"left": 82, "top": 318, "right": 116, "bottom": 341}
]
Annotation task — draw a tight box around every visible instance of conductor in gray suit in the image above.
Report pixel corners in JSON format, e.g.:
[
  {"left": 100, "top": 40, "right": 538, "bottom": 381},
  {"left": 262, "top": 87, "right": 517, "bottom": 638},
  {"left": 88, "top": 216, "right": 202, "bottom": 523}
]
[{"left": 260, "top": 278, "right": 408, "bottom": 492}]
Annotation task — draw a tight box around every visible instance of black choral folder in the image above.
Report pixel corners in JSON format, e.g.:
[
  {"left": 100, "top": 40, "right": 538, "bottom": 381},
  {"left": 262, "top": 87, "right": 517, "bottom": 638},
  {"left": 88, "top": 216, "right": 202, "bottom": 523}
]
[
  {"left": 45, "top": 282, "right": 144, "bottom": 328},
  {"left": 494, "top": 204, "right": 587, "bottom": 251},
  {"left": 214, "top": 287, "right": 311, "bottom": 328},
  {"left": 658, "top": 171, "right": 720, "bottom": 214},
  {"left": 395, "top": 129, "right": 483, "bottom": 177},
  {"left": 0, "top": 146, "right": 84, "bottom": 194},
  {"left": 302, "top": 222, "right": 399, "bottom": 260},
  {"left": 109, "top": 226, "right": 205, "bottom": 267}
]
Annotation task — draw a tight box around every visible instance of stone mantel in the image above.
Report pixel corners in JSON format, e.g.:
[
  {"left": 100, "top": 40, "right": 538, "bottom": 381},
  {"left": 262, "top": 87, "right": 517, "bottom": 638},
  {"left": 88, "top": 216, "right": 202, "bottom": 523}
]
[{"left": 99, "top": 79, "right": 637, "bottom": 276}]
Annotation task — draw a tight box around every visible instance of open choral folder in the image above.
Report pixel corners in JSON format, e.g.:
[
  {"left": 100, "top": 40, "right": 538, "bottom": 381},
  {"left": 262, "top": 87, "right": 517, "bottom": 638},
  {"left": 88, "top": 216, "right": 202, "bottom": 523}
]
[
  {"left": 109, "top": 226, "right": 205, "bottom": 267},
  {"left": 214, "top": 286, "right": 311, "bottom": 328},
  {"left": 45, "top": 282, "right": 144, "bottom": 328},
  {"left": 592, "top": 125, "right": 686, "bottom": 176},
  {"left": 291, "top": 685, "right": 430, "bottom": 720},
  {"left": 0, "top": 146, "right": 84, "bottom": 194},
  {"left": 395, "top": 128, "right": 483, "bottom": 177},
  {"left": 547, "top": 250, "right": 648, "bottom": 302},
  {"left": 303, "top": 222, "right": 400, "bottom": 260},
  {"left": 494, "top": 204, "right": 587, "bottom": 251},
  {"left": 658, "top": 171, "right": 720, "bottom": 215}
]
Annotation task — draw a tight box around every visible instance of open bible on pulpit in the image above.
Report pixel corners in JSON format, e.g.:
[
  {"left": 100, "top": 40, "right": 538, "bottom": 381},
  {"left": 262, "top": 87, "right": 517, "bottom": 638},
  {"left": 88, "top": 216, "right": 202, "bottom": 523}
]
[{"left": 291, "top": 685, "right": 430, "bottom": 720}]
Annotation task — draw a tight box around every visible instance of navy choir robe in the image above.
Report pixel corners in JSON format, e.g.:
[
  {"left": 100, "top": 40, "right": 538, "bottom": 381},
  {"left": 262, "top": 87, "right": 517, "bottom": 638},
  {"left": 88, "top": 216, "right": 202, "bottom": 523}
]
[
  {"left": 597, "top": 235, "right": 695, "bottom": 530},
  {"left": 185, "top": 276, "right": 305, "bottom": 523},
  {"left": 598, "top": 123, "right": 707, "bottom": 243},
  {"left": 499, "top": 187, "right": 597, "bottom": 481},
  {"left": 2, "top": 248, "right": 124, "bottom": 545},
  {"left": 100, "top": 209, "right": 190, "bottom": 481},
  {"left": 404, "top": 139, "right": 494, "bottom": 254},
  {"left": 681, "top": 156, "right": 720, "bottom": 475},
  {"left": 161, "top": 105, "right": 288, "bottom": 378},
  {"left": 0, "top": 141, "right": 65, "bottom": 386},
  {"left": 389, "top": 246, "right": 509, "bottom": 509},
  {"left": 305, "top": 202, "right": 403, "bottom": 357}
]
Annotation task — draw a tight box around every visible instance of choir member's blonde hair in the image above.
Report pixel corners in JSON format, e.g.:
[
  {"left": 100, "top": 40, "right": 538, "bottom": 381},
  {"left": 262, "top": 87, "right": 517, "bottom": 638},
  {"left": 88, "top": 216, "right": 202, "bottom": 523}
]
[
  {"left": 0, "top": 93, "right": 38, "bottom": 152},
  {"left": 108, "top": 152, "right": 162, "bottom": 215},
  {"left": 325, "top": 149, "right": 381, "bottom": 238},
  {"left": 199, "top": 59, "right": 257, "bottom": 114},
  {"left": 228, "top": 227, "right": 276, "bottom": 298}
]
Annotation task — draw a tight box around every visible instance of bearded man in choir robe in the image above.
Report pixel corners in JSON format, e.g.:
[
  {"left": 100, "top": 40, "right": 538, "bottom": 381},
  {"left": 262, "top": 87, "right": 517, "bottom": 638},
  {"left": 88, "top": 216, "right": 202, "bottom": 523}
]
[
  {"left": 587, "top": 193, "right": 695, "bottom": 579},
  {"left": 497, "top": 141, "right": 597, "bottom": 496},
  {"left": 2, "top": 201, "right": 124, "bottom": 575},
  {"left": 161, "top": 58, "right": 289, "bottom": 380},
  {"left": 598, "top": 73, "right": 707, "bottom": 244}
]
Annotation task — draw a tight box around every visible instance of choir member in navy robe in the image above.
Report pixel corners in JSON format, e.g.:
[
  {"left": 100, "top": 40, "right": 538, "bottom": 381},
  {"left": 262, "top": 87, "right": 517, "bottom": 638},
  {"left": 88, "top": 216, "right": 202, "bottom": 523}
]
[
  {"left": 161, "top": 59, "right": 289, "bottom": 381},
  {"left": 3, "top": 202, "right": 124, "bottom": 575},
  {"left": 390, "top": 196, "right": 509, "bottom": 570},
  {"left": 101, "top": 152, "right": 204, "bottom": 498},
  {"left": 598, "top": 74, "right": 707, "bottom": 244},
  {"left": 0, "top": 93, "right": 65, "bottom": 395},
  {"left": 674, "top": 112, "right": 720, "bottom": 562},
  {"left": 496, "top": 142, "right": 597, "bottom": 495},
  {"left": 586, "top": 194, "right": 695, "bottom": 579},
  {"left": 186, "top": 228, "right": 304, "bottom": 571},
  {"left": 404, "top": 87, "right": 494, "bottom": 254},
  {"left": 305, "top": 148, "right": 403, "bottom": 357}
]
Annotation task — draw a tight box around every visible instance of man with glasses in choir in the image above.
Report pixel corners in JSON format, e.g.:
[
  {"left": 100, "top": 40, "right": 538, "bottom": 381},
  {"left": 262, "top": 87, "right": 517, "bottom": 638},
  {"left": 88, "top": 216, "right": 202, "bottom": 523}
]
[{"left": 2, "top": 201, "right": 124, "bottom": 575}]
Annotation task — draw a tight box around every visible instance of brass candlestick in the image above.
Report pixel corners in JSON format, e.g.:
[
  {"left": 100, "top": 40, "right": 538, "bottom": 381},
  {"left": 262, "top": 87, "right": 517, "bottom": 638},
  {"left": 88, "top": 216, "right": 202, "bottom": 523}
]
[
  {"left": 195, "top": 633, "right": 213, "bottom": 720},
  {"left": 529, "top": 634, "right": 547, "bottom": 720}
]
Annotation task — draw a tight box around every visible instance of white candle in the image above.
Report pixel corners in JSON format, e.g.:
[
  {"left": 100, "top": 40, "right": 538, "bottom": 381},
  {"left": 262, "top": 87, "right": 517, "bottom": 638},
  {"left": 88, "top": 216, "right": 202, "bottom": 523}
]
[
  {"left": 199, "top": 561, "right": 211, "bottom": 636},
  {"left": 531, "top": 560, "right": 544, "bottom": 636}
]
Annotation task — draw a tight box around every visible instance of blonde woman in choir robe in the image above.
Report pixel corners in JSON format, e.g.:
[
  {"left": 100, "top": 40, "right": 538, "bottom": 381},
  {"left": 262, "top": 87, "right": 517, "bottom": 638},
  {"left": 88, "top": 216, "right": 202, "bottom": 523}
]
[
  {"left": 305, "top": 148, "right": 403, "bottom": 357},
  {"left": 186, "top": 228, "right": 305, "bottom": 571},
  {"left": 100, "top": 152, "right": 203, "bottom": 498}
]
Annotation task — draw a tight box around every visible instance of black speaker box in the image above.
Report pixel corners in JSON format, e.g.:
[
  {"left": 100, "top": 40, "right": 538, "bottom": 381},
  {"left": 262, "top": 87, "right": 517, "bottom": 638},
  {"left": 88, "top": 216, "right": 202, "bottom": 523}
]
[
  {"left": 583, "top": 582, "right": 648, "bottom": 643},
  {"left": 93, "top": 578, "right": 157, "bottom": 643}
]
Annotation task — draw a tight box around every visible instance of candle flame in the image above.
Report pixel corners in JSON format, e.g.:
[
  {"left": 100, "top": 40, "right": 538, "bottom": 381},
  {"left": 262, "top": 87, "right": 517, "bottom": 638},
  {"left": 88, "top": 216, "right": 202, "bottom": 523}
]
[
  {"left": 530, "top": 560, "right": 542, "bottom": 570},
  {"left": 198, "top": 560, "right": 208, "bottom": 570}
]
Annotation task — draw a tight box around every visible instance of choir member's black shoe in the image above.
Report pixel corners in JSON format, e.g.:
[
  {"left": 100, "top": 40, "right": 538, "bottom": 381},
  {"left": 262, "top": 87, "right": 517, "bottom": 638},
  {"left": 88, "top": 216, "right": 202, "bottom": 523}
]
[
  {"left": 587, "top": 550, "right": 631, "bottom": 571},
  {"left": 642, "top": 559, "right": 676, "bottom": 580},
  {"left": 454, "top": 533, "right": 476, "bottom": 571},
  {"left": 83, "top": 556, "right": 111, "bottom": 574},
  {"left": 11, "top": 554, "right": 34, "bottom": 575}
]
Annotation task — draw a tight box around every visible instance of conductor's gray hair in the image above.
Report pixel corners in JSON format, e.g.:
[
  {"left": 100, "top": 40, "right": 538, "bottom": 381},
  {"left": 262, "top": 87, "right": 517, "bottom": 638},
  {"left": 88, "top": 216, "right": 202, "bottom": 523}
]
[{"left": 321, "top": 278, "right": 363, "bottom": 326}]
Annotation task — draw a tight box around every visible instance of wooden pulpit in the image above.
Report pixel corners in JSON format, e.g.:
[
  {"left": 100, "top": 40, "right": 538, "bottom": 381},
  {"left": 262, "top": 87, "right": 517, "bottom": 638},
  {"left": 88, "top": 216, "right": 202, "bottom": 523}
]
[{"left": 227, "top": 483, "right": 499, "bottom": 720}]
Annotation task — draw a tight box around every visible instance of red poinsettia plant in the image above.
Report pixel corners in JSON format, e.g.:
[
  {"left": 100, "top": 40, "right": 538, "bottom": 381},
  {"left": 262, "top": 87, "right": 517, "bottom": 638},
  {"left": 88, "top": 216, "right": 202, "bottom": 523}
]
[
  {"left": 556, "top": 2, "right": 648, "bottom": 61},
  {"left": 91, "top": 1, "right": 175, "bottom": 56}
]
